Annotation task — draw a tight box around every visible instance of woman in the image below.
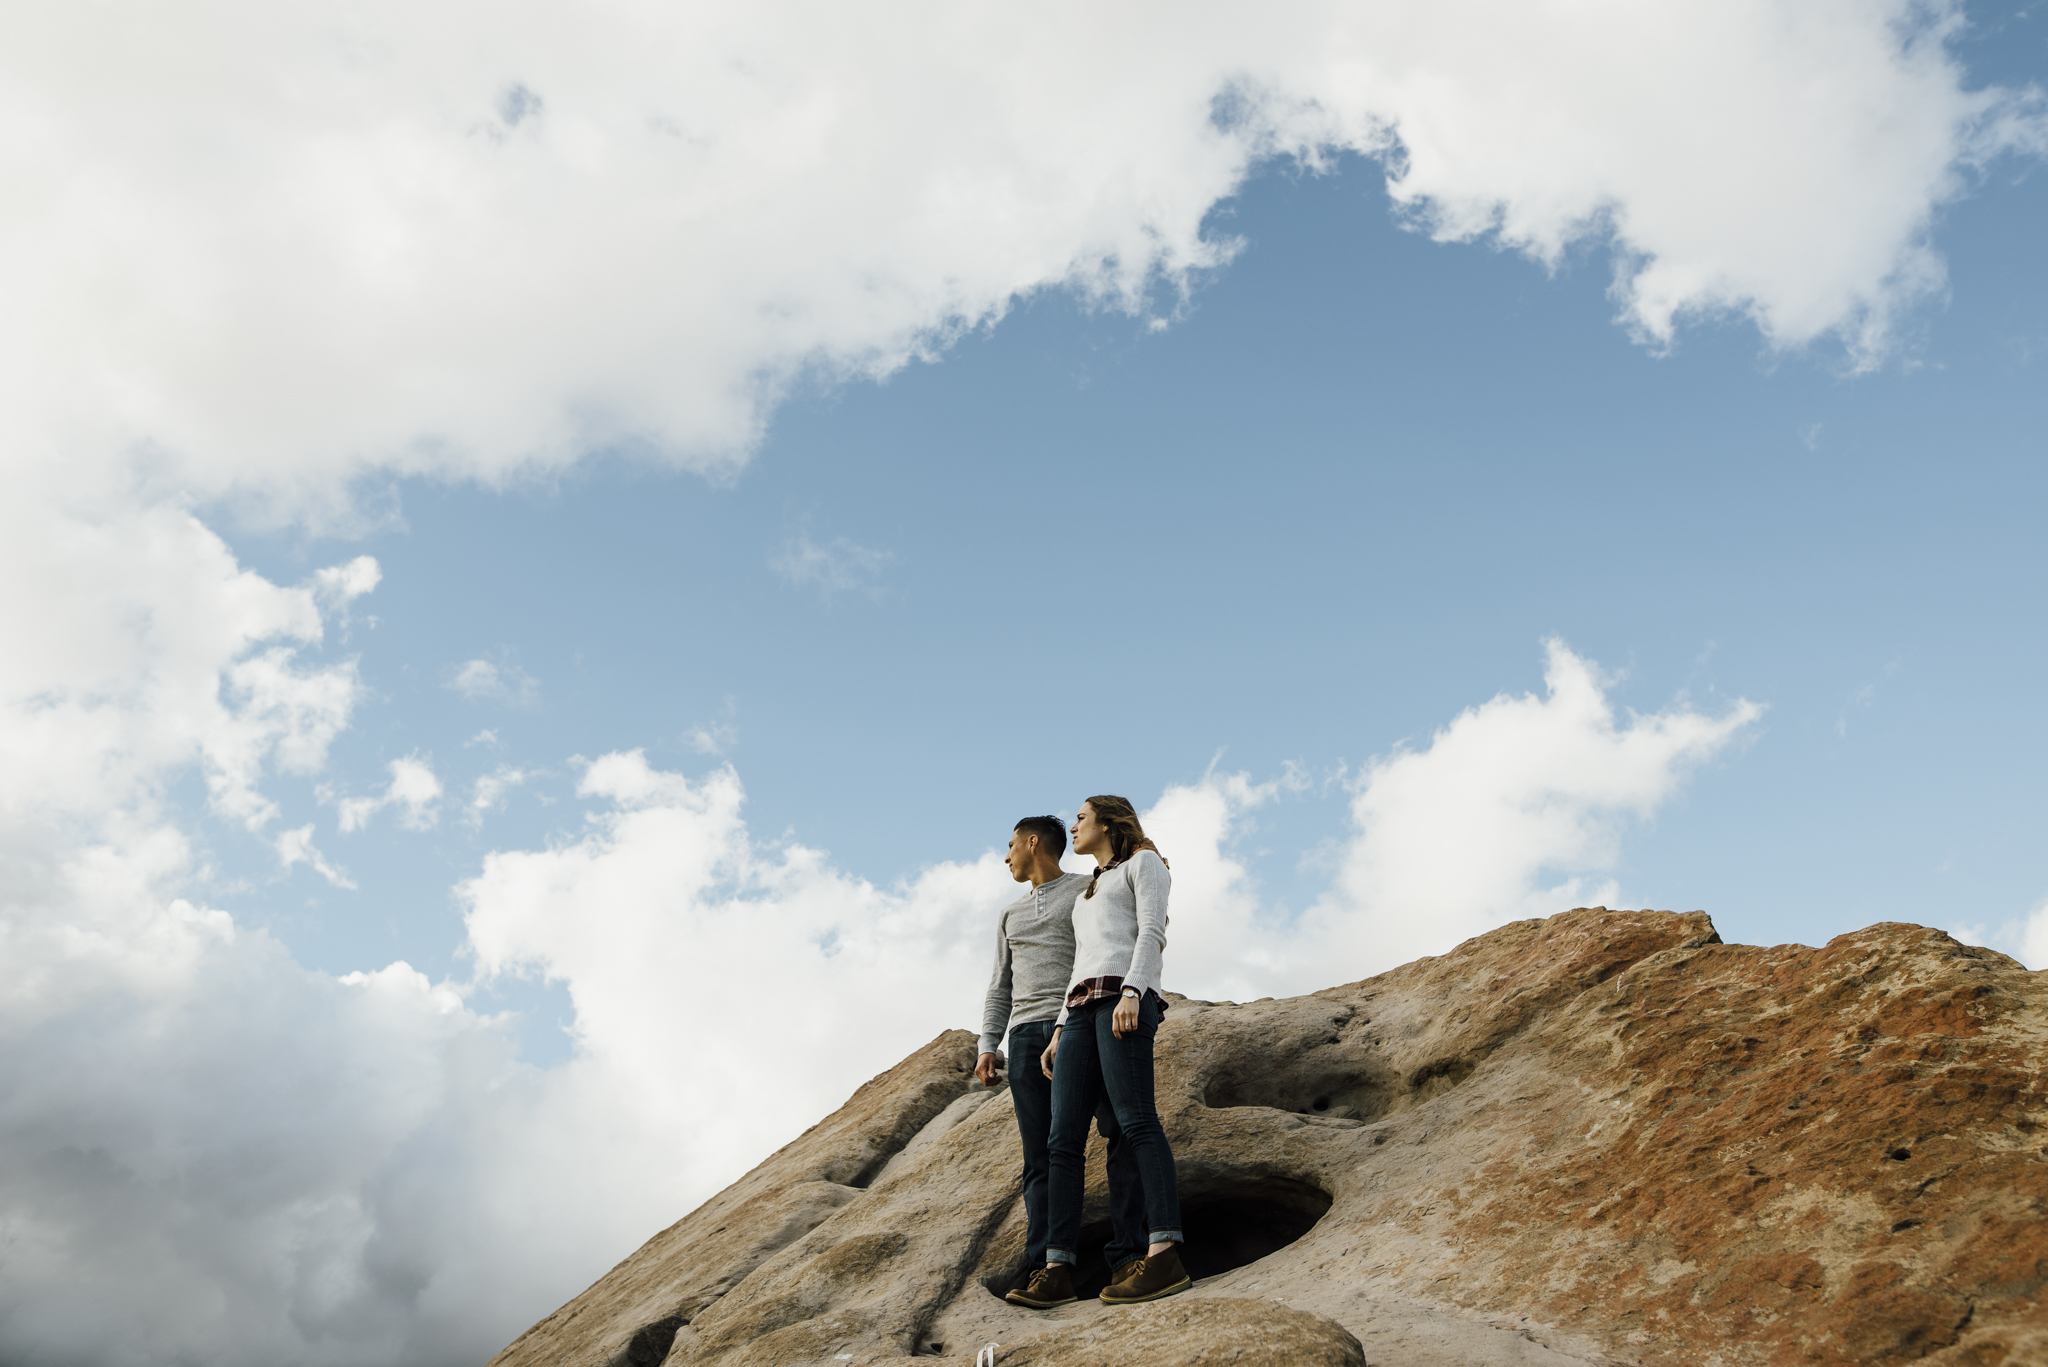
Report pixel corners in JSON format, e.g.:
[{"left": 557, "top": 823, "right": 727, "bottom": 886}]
[{"left": 1008, "top": 795, "right": 1188, "bottom": 1308}]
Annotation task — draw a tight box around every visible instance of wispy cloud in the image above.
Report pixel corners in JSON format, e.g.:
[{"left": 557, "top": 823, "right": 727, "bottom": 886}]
[
  {"left": 1836, "top": 659, "right": 1900, "bottom": 736},
  {"left": 335, "top": 755, "right": 444, "bottom": 833},
  {"left": 686, "top": 699, "right": 740, "bottom": 757},
  {"left": 466, "top": 765, "right": 531, "bottom": 827},
  {"left": 447, "top": 658, "right": 540, "bottom": 707},
  {"left": 274, "top": 824, "right": 354, "bottom": 888},
  {"left": 772, "top": 534, "right": 895, "bottom": 598}
]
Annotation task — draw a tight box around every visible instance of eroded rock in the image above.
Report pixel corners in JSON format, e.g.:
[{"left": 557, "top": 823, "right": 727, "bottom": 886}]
[
  {"left": 487, "top": 909, "right": 2048, "bottom": 1367},
  {"left": 983, "top": 1296, "right": 1365, "bottom": 1365}
]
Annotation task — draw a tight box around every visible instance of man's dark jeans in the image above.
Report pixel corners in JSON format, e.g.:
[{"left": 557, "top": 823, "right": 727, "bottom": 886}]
[
  {"left": 1007, "top": 1018, "right": 1147, "bottom": 1277},
  {"left": 1044, "top": 993, "right": 1183, "bottom": 1264}
]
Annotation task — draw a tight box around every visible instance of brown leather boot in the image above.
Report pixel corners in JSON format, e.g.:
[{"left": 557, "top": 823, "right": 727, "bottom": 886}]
[
  {"left": 1105, "top": 1257, "right": 1142, "bottom": 1291},
  {"left": 1005, "top": 1263, "right": 1078, "bottom": 1309},
  {"left": 1098, "top": 1245, "right": 1191, "bottom": 1304}
]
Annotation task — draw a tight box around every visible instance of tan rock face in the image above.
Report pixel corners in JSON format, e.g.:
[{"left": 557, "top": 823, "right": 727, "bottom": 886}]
[{"left": 487, "top": 909, "right": 2048, "bottom": 1367}]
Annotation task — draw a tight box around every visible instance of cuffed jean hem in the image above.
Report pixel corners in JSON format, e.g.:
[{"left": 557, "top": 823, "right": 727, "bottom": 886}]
[
  {"left": 1045, "top": 1249, "right": 1076, "bottom": 1264},
  {"left": 1149, "top": 1229, "right": 1184, "bottom": 1244}
]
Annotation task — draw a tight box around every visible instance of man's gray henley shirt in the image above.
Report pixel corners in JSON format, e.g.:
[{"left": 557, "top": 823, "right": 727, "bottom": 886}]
[{"left": 978, "top": 871, "right": 1085, "bottom": 1057}]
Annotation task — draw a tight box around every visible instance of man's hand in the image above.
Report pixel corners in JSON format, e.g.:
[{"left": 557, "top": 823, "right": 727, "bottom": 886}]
[
  {"left": 1112, "top": 992, "right": 1140, "bottom": 1038},
  {"left": 1040, "top": 1028, "right": 1060, "bottom": 1080},
  {"left": 974, "top": 1052, "right": 1000, "bottom": 1087}
]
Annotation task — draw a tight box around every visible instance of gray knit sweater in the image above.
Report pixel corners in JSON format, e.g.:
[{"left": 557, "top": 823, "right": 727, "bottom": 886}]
[
  {"left": 1056, "top": 849, "right": 1170, "bottom": 1025},
  {"left": 977, "top": 871, "right": 1086, "bottom": 1056}
]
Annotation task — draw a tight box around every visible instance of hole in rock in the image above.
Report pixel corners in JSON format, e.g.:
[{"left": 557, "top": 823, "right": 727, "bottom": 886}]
[
  {"left": 1205, "top": 1064, "right": 1392, "bottom": 1121},
  {"left": 1408, "top": 1056, "right": 1477, "bottom": 1099},
  {"left": 617, "top": 1315, "right": 683, "bottom": 1367},
  {"left": 983, "top": 1173, "right": 1332, "bottom": 1302},
  {"left": 1889, "top": 1147, "right": 1912, "bottom": 1162},
  {"left": 1205, "top": 1049, "right": 1481, "bottom": 1121}
]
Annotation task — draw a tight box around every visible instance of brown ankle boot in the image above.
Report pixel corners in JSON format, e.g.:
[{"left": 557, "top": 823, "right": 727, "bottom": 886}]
[
  {"left": 1106, "top": 1257, "right": 1142, "bottom": 1291},
  {"left": 1005, "top": 1263, "right": 1078, "bottom": 1309},
  {"left": 1098, "top": 1245, "right": 1191, "bottom": 1304}
]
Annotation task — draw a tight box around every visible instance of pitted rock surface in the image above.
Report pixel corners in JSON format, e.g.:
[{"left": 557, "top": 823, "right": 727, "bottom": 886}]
[
  {"left": 486, "top": 908, "right": 2048, "bottom": 1367},
  {"left": 982, "top": 1296, "right": 1366, "bottom": 1365}
]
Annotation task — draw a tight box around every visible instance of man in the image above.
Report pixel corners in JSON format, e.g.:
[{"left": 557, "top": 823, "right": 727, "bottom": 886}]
[{"left": 978, "top": 815, "right": 1147, "bottom": 1307}]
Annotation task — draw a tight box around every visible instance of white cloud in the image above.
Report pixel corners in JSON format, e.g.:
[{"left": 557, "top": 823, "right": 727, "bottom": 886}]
[
  {"left": 1, "top": 0, "right": 2034, "bottom": 526},
  {"left": 461, "top": 750, "right": 1000, "bottom": 1191},
  {"left": 312, "top": 555, "right": 382, "bottom": 605},
  {"left": 336, "top": 755, "right": 444, "bottom": 833},
  {"left": 446, "top": 659, "right": 539, "bottom": 706},
  {"left": 0, "top": 494, "right": 365, "bottom": 838},
  {"left": 1292, "top": 640, "right": 1763, "bottom": 980},
  {"left": 1131, "top": 769, "right": 1301, "bottom": 1004},
  {"left": 686, "top": 722, "right": 738, "bottom": 756},
  {"left": 2016, "top": 903, "right": 2048, "bottom": 970},
  {"left": 1950, "top": 895, "right": 2048, "bottom": 970},
  {"left": 1144, "top": 641, "right": 1762, "bottom": 1001},
  {"left": 276, "top": 823, "right": 354, "bottom": 888},
  {"left": 309, "top": 554, "right": 383, "bottom": 637},
  {"left": 772, "top": 533, "right": 896, "bottom": 598},
  {"left": 0, "top": 840, "right": 534, "bottom": 1367},
  {"left": 465, "top": 765, "right": 530, "bottom": 826}
]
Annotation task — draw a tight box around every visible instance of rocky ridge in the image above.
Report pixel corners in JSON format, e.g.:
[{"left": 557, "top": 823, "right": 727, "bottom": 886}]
[{"left": 488, "top": 909, "right": 2048, "bottom": 1366}]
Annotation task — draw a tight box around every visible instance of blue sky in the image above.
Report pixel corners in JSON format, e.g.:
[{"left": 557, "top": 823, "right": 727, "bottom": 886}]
[
  {"left": 4, "top": 3, "right": 2045, "bottom": 1364},
  {"left": 231, "top": 143, "right": 2047, "bottom": 995}
]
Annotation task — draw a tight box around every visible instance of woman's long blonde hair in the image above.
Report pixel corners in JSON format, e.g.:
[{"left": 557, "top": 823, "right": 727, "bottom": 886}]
[{"left": 1081, "top": 794, "right": 1168, "bottom": 899}]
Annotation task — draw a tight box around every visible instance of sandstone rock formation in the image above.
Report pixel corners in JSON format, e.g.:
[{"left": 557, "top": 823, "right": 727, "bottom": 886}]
[{"left": 487, "top": 909, "right": 2048, "bottom": 1366}]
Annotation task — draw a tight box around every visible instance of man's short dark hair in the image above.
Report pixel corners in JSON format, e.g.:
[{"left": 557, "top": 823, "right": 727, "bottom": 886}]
[{"left": 1013, "top": 815, "right": 1067, "bottom": 859}]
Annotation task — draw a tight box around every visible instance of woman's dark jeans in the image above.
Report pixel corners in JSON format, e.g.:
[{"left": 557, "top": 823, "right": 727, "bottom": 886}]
[
  {"left": 1045, "top": 992, "right": 1183, "bottom": 1262},
  {"left": 1007, "top": 1019, "right": 1147, "bottom": 1274}
]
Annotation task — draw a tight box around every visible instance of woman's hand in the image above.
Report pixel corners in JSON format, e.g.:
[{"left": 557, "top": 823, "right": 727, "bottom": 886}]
[
  {"left": 1040, "top": 1028, "right": 1060, "bottom": 1080},
  {"left": 1112, "top": 992, "right": 1140, "bottom": 1038}
]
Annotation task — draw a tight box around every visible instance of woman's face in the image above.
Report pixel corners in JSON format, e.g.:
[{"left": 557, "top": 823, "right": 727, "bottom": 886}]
[{"left": 1071, "top": 802, "right": 1108, "bottom": 860}]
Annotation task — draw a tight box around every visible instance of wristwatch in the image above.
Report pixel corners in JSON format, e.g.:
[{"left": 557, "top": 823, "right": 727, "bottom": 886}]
[{"left": 1121, "top": 987, "right": 1141, "bottom": 999}]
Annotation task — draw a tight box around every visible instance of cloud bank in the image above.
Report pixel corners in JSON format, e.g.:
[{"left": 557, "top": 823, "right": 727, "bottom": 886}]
[
  {"left": 0, "top": 587, "right": 1760, "bottom": 1366},
  {"left": 4, "top": 0, "right": 2037, "bottom": 516}
]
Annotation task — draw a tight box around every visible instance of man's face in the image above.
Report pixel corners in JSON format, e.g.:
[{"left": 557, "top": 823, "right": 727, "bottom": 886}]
[{"left": 1004, "top": 829, "right": 1037, "bottom": 882}]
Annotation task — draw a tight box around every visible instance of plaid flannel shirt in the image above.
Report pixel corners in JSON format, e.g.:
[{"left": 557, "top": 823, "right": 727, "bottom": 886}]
[
  {"left": 1065, "top": 975, "right": 1130, "bottom": 1010},
  {"left": 1064, "top": 976, "right": 1169, "bottom": 1016}
]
